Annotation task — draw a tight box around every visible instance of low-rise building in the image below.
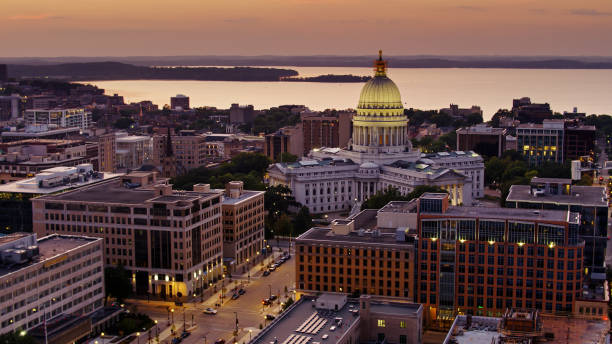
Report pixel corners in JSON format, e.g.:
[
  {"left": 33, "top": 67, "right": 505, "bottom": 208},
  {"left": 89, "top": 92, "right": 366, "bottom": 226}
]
[
  {"left": 31, "top": 172, "right": 224, "bottom": 299},
  {"left": 265, "top": 124, "right": 303, "bottom": 161},
  {"left": 250, "top": 294, "right": 423, "bottom": 344},
  {"left": 25, "top": 108, "right": 92, "bottom": 129},
  {"left": 0, "top": 233, "right": 104, "bottom": 334},
  {"left": 115, "top": 133, "right": 151, "bottom": 170},
  {"left": 456, "top": 125, "right": 507, "bottom": 157},
  {"left": 302, "top": 111, "right": 353, "bottom": 156}
]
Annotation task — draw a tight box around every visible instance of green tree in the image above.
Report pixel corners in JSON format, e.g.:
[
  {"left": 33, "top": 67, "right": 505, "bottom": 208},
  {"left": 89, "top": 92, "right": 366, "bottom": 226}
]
[
  {"left": 279, "top": 152, "right": 298, "bottom": 163},
  {"left": 113, "top": 117, "right": 134, "bottom": 129},
  {"left": 293, "top": 206, "right": 314, "bottom": 235},
  {"left": 273, "top": 214, "right": 294, "bottom": 237},
  {"left": 0, "top": 332, "right": 36, "bottom": 344},
  {"left": 105, "top": 265, "right": 132, "bottom": 303}
]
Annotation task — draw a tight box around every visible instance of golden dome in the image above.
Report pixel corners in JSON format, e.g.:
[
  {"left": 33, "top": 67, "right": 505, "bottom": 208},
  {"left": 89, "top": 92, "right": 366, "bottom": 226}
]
[{"left": 357, "top": 51, "right": 403, "bottom": 110}]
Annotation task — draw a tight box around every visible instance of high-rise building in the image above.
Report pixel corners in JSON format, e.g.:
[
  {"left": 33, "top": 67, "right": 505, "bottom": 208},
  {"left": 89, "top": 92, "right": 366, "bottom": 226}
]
[
  {"left": 32, "top": 173, "right": 224, "bottom": 299},
  {"left": 229, "top": 103, "right": 255, "bottom": 124},
  {"left": 456, "top": 124, "right": 507, "bottom": 157},
  {"left": 98, "top": 133, "right": 116, "bottom": 173},
  {"left": 170, "top": 94, "right": 190, "bottom": 111},
  {"left": 416, "top": 193, "right": 583, "bottom": 321},
  {"left": 0, "top": 64, "right": 7, "bottom": 83},
  {"left": 264, "top": 124, "right": 303, "bottom": 161},
  {"left": 301, "top": 111, "right": 353, "bottom": 156},
  {"left": 506, "top": 177, "right": 608, "bottom": 276},
  {"left": 0, "top": 233, "right": 104, "bottom": 334},
  {"left": 219, "top": 181, "right": 265, "bottom": 274}
]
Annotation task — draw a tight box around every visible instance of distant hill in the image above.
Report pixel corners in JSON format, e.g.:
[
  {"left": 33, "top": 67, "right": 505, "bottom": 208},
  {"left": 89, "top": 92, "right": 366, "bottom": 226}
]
[
  {"left": 7, "top": 62, "right": 299, "bottom": 81},
  {"left": 3, "top": 55, "right": 612, "bottom": 69}
]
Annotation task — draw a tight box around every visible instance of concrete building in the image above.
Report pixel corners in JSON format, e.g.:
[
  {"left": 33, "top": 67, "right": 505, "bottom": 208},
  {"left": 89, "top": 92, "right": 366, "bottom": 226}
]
[
  {"left": 418, "top": 151, "right": 484, "bottom": 199},
  {"left": 512, "top": 97, "right": 553, "bottom": 123},
  {"left": 219, "top": 181, "right": 265, "bottom": 274},
  {"left": 564, "top": 122, "right": 596, "bottom": 161},
  {"left": 0, "top": 233, "right": 104, "bottom": 334},
  {"left": 301, "top": 111, "right": 353, "bottom": 156},
  {"left": 268, "top": 52, "right": 482, "bottom": 213},
  {"left": 0, "top": 139, "right": 96, "bottom": 184},
  {"left": 249, "top": 294, "right": 423, "bottom": 344},
  {"left": 170, "top": 94, "right": 190, "bottom": 111},
  {"left": 265, "top": 124, "right": 303, "bottom": 161},
  {"left": 31, "top": 172, "right": 224, "bottom": 299},
  {"left": 295, "top": 203, "right": 417, "bottom": 299},
  {"left": 25, "top": 108, "right": 92, "bottom": 129},
  {"left": 115, "top": 133, "right": 151, "bottom": 170},
  {"left": 516, "top": 120, "right": 565, "bottom": 166},
  {"left": 230, "top": 103, "right": 255, "bottom": 124},
  {"left": 456, "top": 124, "right": 507, "bottom": 157},
  {"left": 98, "top": 133, "right": 116, "bottom": 173},
  {"left": 506, "top": 177, "right": 608, "bottom": 276},
  {"left": 416, "top": 193, "right": 583, "bottom": 322},
  {"left": 0, "top": 164, "right": 119, "bottom": 233},
  {"left": 439, "top": 104, "right": 482, "bottom": 119},
  {"left": 0, "top": 94, "right": 24, "bottom": 121}
]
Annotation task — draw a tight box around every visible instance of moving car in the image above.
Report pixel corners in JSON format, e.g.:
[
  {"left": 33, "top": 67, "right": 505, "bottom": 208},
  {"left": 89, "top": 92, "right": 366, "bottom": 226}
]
[
  {"left": 238, "top": 288, "right": 246, "bottom": 295},
  {"left": 269, "top": 294, "right": 278, "bottom": 301},
  {"left": 265, "top": 314, "right": 276, "bottom": 320},
  {"left": 262, "top": 298, "right": 271, "bottom": 306},
  {"left": 263, "top": 270, "right": 271, "bottom": 276},
  {"left": 231, "top": 293, "right": 240, "bottom": 300},
  {"left": 180, "top": 332, "right": 191, "bottom": 339},
  {"left": 203, "top": 308, "right": 217, "bottom": 315}
]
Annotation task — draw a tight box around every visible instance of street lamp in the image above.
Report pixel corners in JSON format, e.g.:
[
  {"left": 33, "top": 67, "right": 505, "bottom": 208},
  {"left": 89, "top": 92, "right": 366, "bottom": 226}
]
[
  {"left": 101, "top": 332, "right": 105, "bottom": 344},
  {"left": 249, "top": 329, "right": 253, "bottom": 341},
  {"left": 136, "top": 332, "right": 141, "bottom": 344},
  {"left": 171, "top": 308, "right": 175, "bottom": 324}
]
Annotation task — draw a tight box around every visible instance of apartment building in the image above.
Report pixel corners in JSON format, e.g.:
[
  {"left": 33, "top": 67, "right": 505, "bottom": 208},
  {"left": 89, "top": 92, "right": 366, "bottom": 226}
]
[
  {"left": 219, "top": 181, "right": 265, "bottom": 274},
  {"left": 0, "top": 233, "right": 104, "bottom": 334},
  {"left": 416, "top": 193, "right": 584, "bottom": 322},
  {"left": 98, "top": 133, "right": 116, "bottom": 173},
  {"left": 25, "top": 108, "right": 92, "bottom": 129},
  {"left": 301, "top": 111, "right": 353, "bottom": 155},
  {"left": 295, "top": 203, "right": 417, "bottom": 299},
  {"left": 31, "top": 172, "right": 224, "bottom": 299}
]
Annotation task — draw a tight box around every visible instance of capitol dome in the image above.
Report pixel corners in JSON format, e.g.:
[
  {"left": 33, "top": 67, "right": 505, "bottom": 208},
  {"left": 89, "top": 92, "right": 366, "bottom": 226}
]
[{"left": 357, "top": 59, "right": 403, "bottom": 110}]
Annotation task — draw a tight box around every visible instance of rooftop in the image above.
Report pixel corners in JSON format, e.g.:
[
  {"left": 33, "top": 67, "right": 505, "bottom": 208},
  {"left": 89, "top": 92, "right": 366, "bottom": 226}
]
[
  {"left": 369, "top": 301, "right": 421, "bottom": 316},
  {"left": 444, "top": 315, "right": 501, "bottom": 344},
  {"left": 0, "top": 168, "right": 122, "bottom": 195},
  {"left": 456, "top": 125, "right": 506, "bottom": 135},
  {"left": 297, "top": 227, "right": 412, "bottom": 248},
  {"left": 424, "top": 205, "right": 576, "bottom": 223},
  {"left": 531, "top": 177, "right": 571, "bottom": 184},
  {"left": 506, "top": 184, "right": 608, "bottom": 207},
  {"left": 218, "top": 189, "right": 264, "bottom": 205},
  {"left": 250, "top": 295, "right": 359, "bottom": 344},
  {"left": 379, "top": 200, "right": 417, "bottom": 214}
]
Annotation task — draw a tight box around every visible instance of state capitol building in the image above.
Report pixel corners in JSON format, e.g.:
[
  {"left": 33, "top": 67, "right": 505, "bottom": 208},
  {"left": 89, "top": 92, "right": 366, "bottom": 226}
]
[{"left": 268, "top": 52, "right": 484, "bottom": 214}]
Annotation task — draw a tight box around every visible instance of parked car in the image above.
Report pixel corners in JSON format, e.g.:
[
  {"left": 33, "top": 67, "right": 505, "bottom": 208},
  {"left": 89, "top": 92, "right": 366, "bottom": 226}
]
[
  {"left": 171, "top": 338, "right": 182, "bottom": 344},
  {"left": 203, "top": 308, "right": 217, "bottom": 315},
  {"left": 180, "top": 332, "right": 191, "bottom": 339},
  {"left": 214, "top": 339, "right": 226, "bottom": 344},
  {"left": 269, "top": 294, "right": 278, "bottom": 301},
  {"left": 269, "top": 266, "right": 276, "bottom": 271},
  {"left": 263, "top": 270, "right": 271, "bottom": 276},
  {"left": 238, "top": 288, "right": 246, "bottom": 295},
  {"left": 265, "top": 314, "right": 276, "bottom": 320},
  {"left": 322, "top": 335, "right": 329, "bottom": 340},
  {"left": 262, "top": 298, "right": 271, "bottom": 306},
  {"left": 231, "top": 293, "right": 240, "bottom": 300}
]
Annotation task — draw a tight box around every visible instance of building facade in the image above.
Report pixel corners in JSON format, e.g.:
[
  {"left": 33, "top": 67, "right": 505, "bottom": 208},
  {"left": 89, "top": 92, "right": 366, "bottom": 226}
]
[
  {"left": 24, "top": 108, "right": 92, "bottom": 129},
  {"left": 0, "top": 233, "right": 104, "bottom": 334},
  {"left": 416, "top": 193, "right": 583, "bottom": 322},
  {"left": 115, "top": 134, "right": 151, "bottom": 170},
  {"left": 219, "top": 181, "right": 265, "bottom": 274},
  {"left": 98, "top": 133, "right": 116, "bottom": 173},
  {"left": 31, "top": 173, "right": 224, "bottom": 299},
  {"left": 456, "top": 124, "right": 507, "bottom": 158},
  {"left": 264, "top": 124, "right": 303, "bottom": 161},
  {"left": 516, "top": 120, "right": 565, "bottom": 166},
  {"left": 301, "top": 111, "right": 353, "bottom": 156},
  {"left": 170, "top": 94, "right": 190, "bottom": 111}
]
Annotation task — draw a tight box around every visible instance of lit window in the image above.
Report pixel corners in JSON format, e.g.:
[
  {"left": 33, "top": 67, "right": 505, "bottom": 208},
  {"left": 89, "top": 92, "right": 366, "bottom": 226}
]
[
  {"left": 377, "top": 319, "right": 386, "bottom": 327},
  {"left": 400, "top": 320, "right": 406, "bottom": 328}
]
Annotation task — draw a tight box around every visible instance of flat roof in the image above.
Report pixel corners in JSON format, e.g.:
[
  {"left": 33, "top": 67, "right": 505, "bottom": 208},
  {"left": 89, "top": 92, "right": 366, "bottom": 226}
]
[
  {"left": 531, "top": 177, "right": 572, "bottom": 184},
  {"left": 216, "top": 189, "right": 264, "bottom": 205},
  {"left": 36, "top": 179, "right": 221, "bottom": 204},
  {"left": 424, "top": 205, "right": 573, "bottom": 223},
  {"left": 250, "top": 295, "right": 359, "bottom": 344},
  {"left": 297, "top": 227, "right": 412, "bottom": 248},
  {"left": 0, "top": 234, "right": 100, "bottom": 278},
  {"left": 0, "top": 172, "right": 123, "bottom": 195},
  {"left": 506, "top": 184, "right": 608, "bottom": 207},
  {"left": 369, "top": 301, "right": 421, "bottom": 316},
  {"left": 379, "top": 200, "right": 417, "bottom": 214},
  {"left": 444, "top": 315, "right": 501, "bottom": 344}
]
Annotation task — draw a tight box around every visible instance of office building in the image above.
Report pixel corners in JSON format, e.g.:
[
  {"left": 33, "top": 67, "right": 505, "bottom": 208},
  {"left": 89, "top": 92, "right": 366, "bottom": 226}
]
[
  {"left": 0, "top": 94, "right": 24, "bottom": 121},
  {"left": 439, "top": 104, "right": 482, "bottom": 119},
  {"left": 456, "top": 124, "right": 507, "bottom": 157},
  {"left": 219, "top": 181, "right": 265, "bottom": 273},
  {"left": 506, "top": 177, "right": 608, "bottom": 275},
  {"left": 416, "top": 193, "right": 583, "bottom": 321},
  {"left": 31, "top": 172, "right": 224, "bottom": 298},
  {"left": 296, "top": 202, "right": 417, "bottom": 298},
  {"left": 115, "top": 133, "right": 151, "bottom": 170},
  {"left": 564, "top": 122, "right": 596, "bottom": 161},
  {"left": 264, "top": 124, "right": 303, "bottom": 161},
  {"left": 0, "top": 139, "right": 96, "bottom": 184},
  {"left": 268, "top": 52, "right": 481, "bottom": 213},
  {"left": 170, "top": 94, "right": 190, "bottom": 111},
  {"left": 516, "top": 120, "right": 565, "bottom": 166},
  {"left": 0, "top": 233, "right": 104, "bottom": 334},
  {"left": 25, "top": 108, "right": 92, "bottom": 129},
  {"left": 301, "top": 111, "right": 353, "bottom": 156},
  {"left": 229, "top": 103, "right": 255, "bottom": 124},
  {"left": 512, "top": 97, "right": 553, "bottom": 123},
  {"left": 249, "top": 294, "right": 423, "bottom": 344},
  {"left": 0, "top": 164, "right": 119, "bottom": 233},
  {"left": 98, "top": 133, "right": 116, "bottom": 173}
]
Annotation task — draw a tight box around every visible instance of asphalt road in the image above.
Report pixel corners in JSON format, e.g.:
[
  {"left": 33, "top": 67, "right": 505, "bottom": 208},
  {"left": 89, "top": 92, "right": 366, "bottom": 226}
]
[{"left": 132, "top": 249, "right": 296, "bottom": 344}]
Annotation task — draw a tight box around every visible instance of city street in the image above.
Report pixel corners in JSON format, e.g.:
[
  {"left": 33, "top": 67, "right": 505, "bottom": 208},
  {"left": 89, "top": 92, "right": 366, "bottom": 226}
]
[{"left": 129, "top": 247, "right": 296, "bottom": 344}]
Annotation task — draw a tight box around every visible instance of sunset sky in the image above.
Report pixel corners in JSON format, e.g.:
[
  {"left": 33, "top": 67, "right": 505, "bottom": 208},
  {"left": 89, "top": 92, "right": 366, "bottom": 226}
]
[{"left": 3, "top": 0, "right": 612, "bottom": 57}]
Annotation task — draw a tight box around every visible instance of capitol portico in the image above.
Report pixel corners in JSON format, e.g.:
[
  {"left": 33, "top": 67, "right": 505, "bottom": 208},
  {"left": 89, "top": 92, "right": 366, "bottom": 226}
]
[{"left": 268, "top": 52, "right": 484, "bottom": 214}]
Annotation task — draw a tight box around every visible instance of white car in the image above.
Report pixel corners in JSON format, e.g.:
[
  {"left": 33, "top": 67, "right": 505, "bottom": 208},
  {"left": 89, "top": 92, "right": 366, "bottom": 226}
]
[
  {"left": 329, "top": 326, "right": 336, "bottom": 331},
  {"left": 321, "top": 335, "right": 329, "bottom": 340},
  {"left": 203, "top": 308, "right": 217, "bottom": 315}
]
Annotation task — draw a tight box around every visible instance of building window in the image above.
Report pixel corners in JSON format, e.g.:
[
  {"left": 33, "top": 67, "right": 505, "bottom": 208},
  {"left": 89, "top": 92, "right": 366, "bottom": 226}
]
[
  {"left": 400, "top": 320, "right": 406, "bottom": 328},
  {"left": 377, "top": 319, "right": 386, "bottom": 328}
]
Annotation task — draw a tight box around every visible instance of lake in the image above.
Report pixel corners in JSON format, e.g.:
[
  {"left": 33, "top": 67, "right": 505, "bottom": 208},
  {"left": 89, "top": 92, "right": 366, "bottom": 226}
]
[{"left": 85, "top": 66, "right": 612, "bottom": 120}]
